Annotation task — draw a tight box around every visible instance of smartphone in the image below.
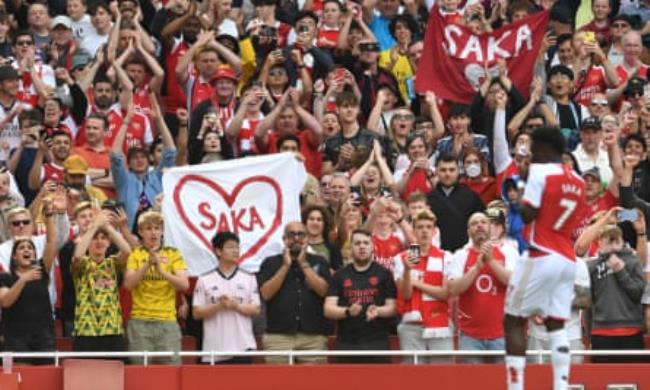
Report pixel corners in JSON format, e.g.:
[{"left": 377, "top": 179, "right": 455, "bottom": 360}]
[
  {"left": 408, "top": 244, "right": 421, "bottom": 264},
  {"left": 618, "top": 208, "right": 637, "bottom": 222},
  {"left": 29, "top": 260, "right": 40, "bottom": 269},
  {"left": 584, "top": 31, "right": 596, "bottom": 44},
  {"left": 350, "top": 186, "right": 362, "bottom": 207},
  {"left": 380, "top": 186, "right": 392, "bottom": 198}
]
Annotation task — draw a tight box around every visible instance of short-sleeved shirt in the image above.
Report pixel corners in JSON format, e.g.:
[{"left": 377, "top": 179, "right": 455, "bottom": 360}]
[
  {"left": 127, "top": 246, "right": 187, "bottom": 321},
  {"left": 193, "top": 267, "right": 260, "bottom": 362},
  {"left": 0, "top": 261, "right": 53, "bottom": 335},
  {"left": 522, "top": 163, "right": 586, "bottom": 260},
  {"left": 257, "top": 254, "right": 332, "bottom": 335},
  {"left": 322, "top": 128, "right": 377, "bottom": 164},
  {"left": 73, "top": 255, "right": 124, "bottom": 337},
  {"left": 327, "top": 262, "right": 397, "bottom": 343}
]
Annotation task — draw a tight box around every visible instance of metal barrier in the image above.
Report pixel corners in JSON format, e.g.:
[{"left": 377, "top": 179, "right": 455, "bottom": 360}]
[{"left": 2, "top": 349, "right": 650, "bottom": 367}]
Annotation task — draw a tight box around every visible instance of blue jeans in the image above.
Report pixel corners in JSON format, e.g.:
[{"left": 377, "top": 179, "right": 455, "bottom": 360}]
[{"left": 458, "top": 332, "right": 504, "bottom": 363}]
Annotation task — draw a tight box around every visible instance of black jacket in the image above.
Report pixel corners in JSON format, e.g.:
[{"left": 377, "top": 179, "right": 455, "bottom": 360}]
[{"left": 427, "top": 184, "right": 485, "bottom": 251}]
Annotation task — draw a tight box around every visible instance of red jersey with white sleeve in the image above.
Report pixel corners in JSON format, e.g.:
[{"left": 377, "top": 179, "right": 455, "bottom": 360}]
[
  {"left": 372, "top": 232, "right": 405, "bottom": 273},
  {"left": 393, "top": 246, "right": 452, "bottom": 338},
  {"left": 185, "top": 74, "right": 214, "bottom": 112},
  {"left": 76, "top": 104, "right": 153, "bottom": 153},
  {"left": 448, "top": 244, "right": 517, "bottom": 339},
  {"left": 15, "top": 62, "right": 56, "bottom": 109},
  {"left": 572, "top": 189, "right": 618, "bottom": 240},
  {"left": 573, "top": 66, "right": 607, "bottom": 107},
  {"left": 521, "top": 163, "right": 587, "bottom": 260}
]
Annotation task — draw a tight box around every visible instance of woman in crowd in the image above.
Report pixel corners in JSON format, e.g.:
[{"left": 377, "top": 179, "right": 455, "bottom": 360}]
[{"left": 0, "top": 199, "right": 57, "bottom": 360}]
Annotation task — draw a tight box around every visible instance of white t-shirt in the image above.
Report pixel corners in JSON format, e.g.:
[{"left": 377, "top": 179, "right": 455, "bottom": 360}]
[
  {"left": 71, "top": 14, "right": 96, "bottom": 43},
  {"left": 193, "top": 267, "right": 260, "bottom": 362},
  {"left": 80, "top": 30, "right": 109, "bottom": 56},
  {"left": 528, "top": 257, "right": 590, "bottom": 341}
]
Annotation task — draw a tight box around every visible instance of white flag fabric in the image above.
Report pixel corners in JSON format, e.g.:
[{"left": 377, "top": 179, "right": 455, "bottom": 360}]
[{"left": 162, "top": 153, "right": 307, "bottom": 275}]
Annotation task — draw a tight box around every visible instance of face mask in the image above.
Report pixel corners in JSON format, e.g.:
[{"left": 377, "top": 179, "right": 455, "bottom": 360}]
[{"left": 465, "top": 163, "right": 481, "bottom": 178}]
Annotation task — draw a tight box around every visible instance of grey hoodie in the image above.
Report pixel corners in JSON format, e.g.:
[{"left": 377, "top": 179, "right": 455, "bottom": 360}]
[{"left": 587, "top": 248, "right": 647, "bottom": 331}]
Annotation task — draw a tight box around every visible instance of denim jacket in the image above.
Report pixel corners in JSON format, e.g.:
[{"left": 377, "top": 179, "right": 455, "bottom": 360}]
[{"left": 110, "top": 147, "right": 176, "bottom": 229}]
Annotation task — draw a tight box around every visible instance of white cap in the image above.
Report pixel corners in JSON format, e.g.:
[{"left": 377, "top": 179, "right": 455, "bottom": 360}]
[{"left": 50, "top": 15, "right": 72, "bottom": 29}]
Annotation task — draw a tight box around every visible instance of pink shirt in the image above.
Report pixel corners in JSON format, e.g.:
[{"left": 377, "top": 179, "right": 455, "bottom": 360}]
[{"left": 193, "top": 267, "right": 260, "bottom": 362}]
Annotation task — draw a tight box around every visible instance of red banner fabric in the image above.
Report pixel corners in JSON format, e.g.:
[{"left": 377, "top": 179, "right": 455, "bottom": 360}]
[{"left": 415, "top": 8, "right": 550, "bottom": 104}]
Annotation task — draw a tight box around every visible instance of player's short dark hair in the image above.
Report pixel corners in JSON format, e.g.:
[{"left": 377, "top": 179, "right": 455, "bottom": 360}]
[
  {"left": 531, "top": 126, "right": 565, "bottom": 156},
  {"left": 211, "top": 231, "right": 240, "bottom": 249}
]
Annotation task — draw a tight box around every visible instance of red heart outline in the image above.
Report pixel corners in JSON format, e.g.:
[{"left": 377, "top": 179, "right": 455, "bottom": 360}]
[{"left": 172, "top": 174, "right": 283, "bottom": 264}]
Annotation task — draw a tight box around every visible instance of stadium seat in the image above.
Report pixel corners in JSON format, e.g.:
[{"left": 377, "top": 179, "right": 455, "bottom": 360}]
[{"left": 63, "top": 359, "right": 124, "bottom": 390}]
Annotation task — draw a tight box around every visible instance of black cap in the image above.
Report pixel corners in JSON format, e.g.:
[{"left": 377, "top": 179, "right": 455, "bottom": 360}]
[
  {"left": 581, "top": 117, "right": 601, "bottom": 131},
  {"left": 612, "top": 14, "right": 634, "bottom": 25},
  {"left": 548, "top": 64, "right": 574, "bottom": 81},
  {"left": 0, "top": 65, "right": 19, "bottom": 81},
  {"left": 624, "top": 76, "right": 645, "bottom": 96}
]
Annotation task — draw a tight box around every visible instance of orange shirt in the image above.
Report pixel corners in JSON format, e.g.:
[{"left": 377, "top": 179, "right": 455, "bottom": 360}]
[{"left": 72, "top": 145, "right": 115, "bottom": 199}]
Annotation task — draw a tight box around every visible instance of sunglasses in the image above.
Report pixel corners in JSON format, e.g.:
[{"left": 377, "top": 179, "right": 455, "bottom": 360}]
[
  {"left": 269, "top": 69, "right": 286, "bottom": 76},
  {"left": 10, "top": 219, "right": 31, "bottom": 227},
  {"left": 359, "top": 43, "right": 380, "bottom": 52},
  {"left": 591, "top": 99, "right": 608, "bottom": 106},
  {"left": 15, "top": 40, "right": 33, "bottom": 46},
  {"left": 612, "top": 23, "right": 630, "bottom": 28},
  {"left": 285, "top": 231, "right": 306, "bottom": 239},
  {"left": 393, "top": 113, "right": 415, "bottom": 121}
]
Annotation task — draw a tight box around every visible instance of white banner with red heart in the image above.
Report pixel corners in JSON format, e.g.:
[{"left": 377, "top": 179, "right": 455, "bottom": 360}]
[{"left": 162, "top": 153, "right": 307, "bottom": 275}]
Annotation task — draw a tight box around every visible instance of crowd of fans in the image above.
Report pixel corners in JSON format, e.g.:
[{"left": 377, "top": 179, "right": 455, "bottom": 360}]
[{"left": 0, "top": 0, "right": 648, "bottom": 366}]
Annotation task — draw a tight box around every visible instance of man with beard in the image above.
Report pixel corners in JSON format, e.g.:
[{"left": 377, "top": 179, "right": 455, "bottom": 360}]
[
  {"left": 324, "top": 228, "right": 397, "bottom": 363},
  {"left": 72, "top": 113, "right": 114, "bottom": 198},
  {"left": 62, "top": 155, "right": 107, "bottom": 204},
  {"left": 258, "top": 221, "right": 331, "bottom": 363},
  {"left": 448, "top": 212, "right": 516, "bottom": 363},
  {"left": 28, "top": 130, "right": 71, "bottom": 190}
]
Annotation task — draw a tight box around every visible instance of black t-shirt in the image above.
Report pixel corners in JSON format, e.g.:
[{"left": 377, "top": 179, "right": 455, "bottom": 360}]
[
  {"left": 327, "top": 262, "right": 397, "bottom": 344},
  {"left": 323, "top": 127, "right": 378, "bottom": 164},
  {"left": 0, "top": 261, "right": 53, "bottom": 335},
  {"left": 257, "top": 254, "right": 333, "bottom": 335}
]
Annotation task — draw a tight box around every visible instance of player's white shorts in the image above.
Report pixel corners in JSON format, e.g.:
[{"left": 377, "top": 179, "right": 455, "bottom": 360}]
[{"left": 504, "top": 252, "right": 576, "bottom": 321}]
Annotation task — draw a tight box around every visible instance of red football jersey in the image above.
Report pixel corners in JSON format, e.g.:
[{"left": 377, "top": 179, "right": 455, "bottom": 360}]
[
  {"left": 522, "top": 163, "right": 586, "bottom": 260},
  {"left": 372, "top": 233, "right": 404, "bottom": 273},
  {"left": 454, "top": 246, "right": 509, "bottom": 339}
]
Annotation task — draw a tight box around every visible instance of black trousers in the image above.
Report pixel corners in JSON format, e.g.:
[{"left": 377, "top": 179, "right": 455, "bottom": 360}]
[{"left": 590, "top": 332, "right": 646, "bottom": 363}]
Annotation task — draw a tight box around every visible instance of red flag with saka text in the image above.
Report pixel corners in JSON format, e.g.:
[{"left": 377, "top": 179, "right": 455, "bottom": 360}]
[{"left": 415, "top": 7, "right": 549, "bottom": 104}]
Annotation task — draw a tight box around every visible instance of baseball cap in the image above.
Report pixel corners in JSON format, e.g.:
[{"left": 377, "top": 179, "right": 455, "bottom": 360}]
[
  {"left": 216, "top": 34, "right": 240, "bottom": 55},
  {"left": 211, "top": 65, "right": 239, "bottom": 83},
  {"left": 0, "top": 65, "right": 19, "bottom": 81},
  {"left": 581, "top": 117, "right": 601, "bottom": 131},
  {"left": 71, "top": 51, "right": 91, "bottom": 71},
  {"left": 582, "top": 166, "right": 601, "bottom": 181},
  {"left": 63, "top": 155, "right": 88, "bottom": 175},
  {"left": 51, "top": 15, "right": 72, "bottom": 29},
  {"left": 548, "top": 65, "right": 574, "bottom": 81}
]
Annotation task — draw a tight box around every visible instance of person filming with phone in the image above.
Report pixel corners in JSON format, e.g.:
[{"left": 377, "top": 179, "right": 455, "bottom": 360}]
[{"left": 392, "top": 210, "right": 451, "bottom": 363}]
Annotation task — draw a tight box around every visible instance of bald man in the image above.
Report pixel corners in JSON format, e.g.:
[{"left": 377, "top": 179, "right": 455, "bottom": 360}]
[{"left": 257, "top": 222, "right": 332, "bottom": 363}]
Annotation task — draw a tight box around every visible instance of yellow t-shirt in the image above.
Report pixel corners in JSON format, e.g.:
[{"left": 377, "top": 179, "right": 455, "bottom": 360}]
[
  {"left": 379, "top": 50, "right": 414, "bottom": 104},
  {"left": 127, "top": 246, "right": 187, "bottom": 321}
]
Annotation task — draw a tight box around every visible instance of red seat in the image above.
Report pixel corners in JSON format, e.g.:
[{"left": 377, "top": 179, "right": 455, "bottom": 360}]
[{"left": 181, "top": 335, "right": 198, "bottom": 364}]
